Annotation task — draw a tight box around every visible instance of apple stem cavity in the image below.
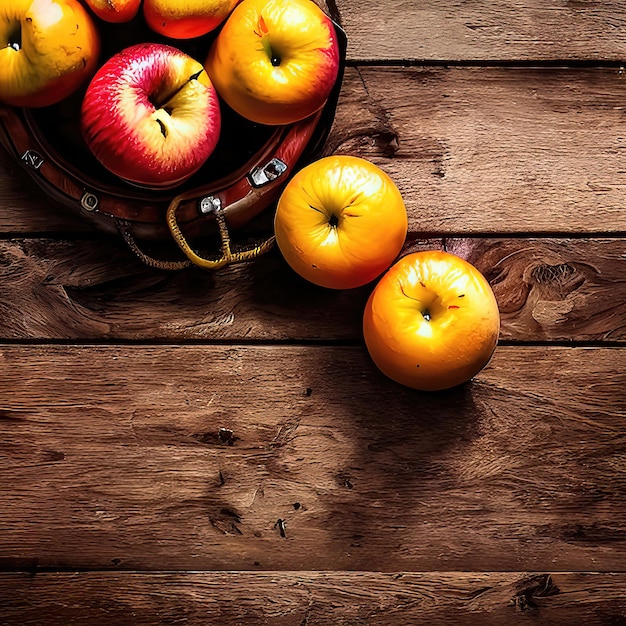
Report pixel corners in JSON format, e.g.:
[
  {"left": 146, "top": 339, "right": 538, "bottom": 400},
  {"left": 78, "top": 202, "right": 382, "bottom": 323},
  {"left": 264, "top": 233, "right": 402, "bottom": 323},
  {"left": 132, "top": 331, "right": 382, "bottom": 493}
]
[
  {"left": 156, "top": 119, "right": 167, "bottom": 137},
  {"left": 151, "top": 69, "right": 205, "bottom": 111},
  {"left": 262, "top": 38, "right": 281, "bottom": 66},
  {"left": 399, "top": 285, "right": 438, "bottom": 322},
  {"left": 257, "top": 32, "right": 281, "bottom": 66},
  {"left": 254, "top": 14, "right": 281, "bottom": 65},
  {"left": 7, "top": 23, "right": 21, "bottom": 52}
]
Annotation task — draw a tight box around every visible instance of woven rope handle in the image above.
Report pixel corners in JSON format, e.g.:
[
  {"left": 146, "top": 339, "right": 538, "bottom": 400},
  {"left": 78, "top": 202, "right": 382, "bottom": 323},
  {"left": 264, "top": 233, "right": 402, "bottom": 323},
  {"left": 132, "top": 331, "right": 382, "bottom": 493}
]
[
  {"left": 166, "top": 194, "right": 275, "bottom": 270},
  {"left": 116, "top": 219, "right": 192, "bottom": 271}
]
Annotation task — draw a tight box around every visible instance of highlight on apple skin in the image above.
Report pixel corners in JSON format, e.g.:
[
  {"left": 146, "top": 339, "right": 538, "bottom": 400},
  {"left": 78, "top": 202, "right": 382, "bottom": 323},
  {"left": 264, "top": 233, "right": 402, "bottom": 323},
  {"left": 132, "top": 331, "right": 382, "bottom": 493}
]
[
  {"left": 205, "top": 0, "right": 340, "bottom": 126},
  {"left": 81, "top": 43, "right": 221, "bottom": 189},
  {"left": 0, "top": 0, "right": 101, "bottom": 108},
  {"left": 144, "top": 0, "right": 241, "bottom": 39}
]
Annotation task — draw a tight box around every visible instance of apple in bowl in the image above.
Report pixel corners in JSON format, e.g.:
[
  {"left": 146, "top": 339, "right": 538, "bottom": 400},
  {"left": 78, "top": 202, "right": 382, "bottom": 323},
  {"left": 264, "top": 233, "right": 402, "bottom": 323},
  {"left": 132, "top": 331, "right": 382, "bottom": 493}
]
[
  {"left": 144, "top": 0, "right": 240, "bottom": 38},
  {"left": 81, "top": 43, "right": 221, "bottom": 189},
  {"left": 205, "top": 0, "right": 341, "bottom": 126},
  {"left": 83, "top": 0, "right": 141, "bottom": 23},
  {"left": 0, "top": 0, "right": 100, "bottom": 108},
  {"left": 363, "top": 251, "right": 500, "bottom": 391}
]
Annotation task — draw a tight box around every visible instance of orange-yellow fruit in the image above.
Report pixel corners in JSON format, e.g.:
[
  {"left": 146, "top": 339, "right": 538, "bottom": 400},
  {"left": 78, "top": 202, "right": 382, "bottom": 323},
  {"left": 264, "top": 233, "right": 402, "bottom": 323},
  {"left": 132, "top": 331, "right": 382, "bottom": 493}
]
[
  {"left": 274, "top": 155, "right": 408, "bottom": 289},
  {"left": 363, "top": 250, "right": 500, "bottom": 391}
]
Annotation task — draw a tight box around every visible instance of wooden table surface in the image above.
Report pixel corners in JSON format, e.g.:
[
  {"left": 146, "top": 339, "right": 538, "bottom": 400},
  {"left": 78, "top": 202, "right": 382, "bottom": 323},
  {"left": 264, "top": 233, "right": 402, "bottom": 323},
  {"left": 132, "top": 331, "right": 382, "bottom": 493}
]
[{"left": 1, "top": 1, "right": 626, "bottom": 624}]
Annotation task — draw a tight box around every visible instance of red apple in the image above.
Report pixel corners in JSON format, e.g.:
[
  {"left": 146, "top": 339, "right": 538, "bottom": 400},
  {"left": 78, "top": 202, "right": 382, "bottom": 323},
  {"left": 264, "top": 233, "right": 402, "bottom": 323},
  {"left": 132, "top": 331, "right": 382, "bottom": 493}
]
[
  {"left": 205, "top": 0, "right": 340, "bottom": 125},
  {"left": 81, "top": 43, "right": 221, "bottom": 189},
  {"left": 0, "top": 0, "right": 100, "bottom": 108},
  {"left": 83, "top": 0, "right": 141, "bottom": 23},
  {"left": 144, "top": 0, "right": 240, "bottom": 39}
]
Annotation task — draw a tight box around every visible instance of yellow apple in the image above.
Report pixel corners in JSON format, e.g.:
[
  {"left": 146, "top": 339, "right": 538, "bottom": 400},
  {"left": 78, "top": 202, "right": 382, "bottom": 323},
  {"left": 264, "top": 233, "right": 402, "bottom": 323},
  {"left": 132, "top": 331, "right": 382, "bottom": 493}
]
[
  {"left": 274, "top": 155, "right": 408, "bottom": 289},
  {"left": 0, "top": 0, "right": 100, "bottom": 108},
  {"left": 144, "top": 0, "right": 240, "bottom": 39},
  {"left": 205, "top": 0, "right": 341, "bottom": 125},
  {"left": 363, "top": 251, "right": 501, "bottom": 391}
]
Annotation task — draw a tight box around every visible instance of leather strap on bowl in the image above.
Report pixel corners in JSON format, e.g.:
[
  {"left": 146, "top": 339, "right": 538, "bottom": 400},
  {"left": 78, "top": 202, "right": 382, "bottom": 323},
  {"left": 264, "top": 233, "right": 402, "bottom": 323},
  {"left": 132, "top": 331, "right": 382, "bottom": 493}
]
[
  {"left": 109, "top": 107, "right": 324, "bottom": 270},
  {"left": 164, "top": 108, "right": 323, "bottom": 268}
]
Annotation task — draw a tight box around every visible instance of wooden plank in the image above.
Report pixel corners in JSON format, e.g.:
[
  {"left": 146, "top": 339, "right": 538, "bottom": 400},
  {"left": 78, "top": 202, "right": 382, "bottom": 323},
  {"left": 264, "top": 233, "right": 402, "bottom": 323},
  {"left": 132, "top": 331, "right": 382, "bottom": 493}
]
[
  {"left": 0, "top": 344, "right": 624, "bottom": 572},
  {"left": 2, "top": 68, "right": 625, "bottom": 235},
  {"left": 329, "top": 67, "right": 626, "bottom": 234},
  {"left": 0, "top": 238, "right": 623, "bottom": 342},
  {"left": 336, "top": 0, "right": 626, "bottom": 62},
  {"left": 0, "top": 151, "right": 91, "bottom": 234},
  {"left": 1, "top": 571, "right": 625, "bottom": 625}
]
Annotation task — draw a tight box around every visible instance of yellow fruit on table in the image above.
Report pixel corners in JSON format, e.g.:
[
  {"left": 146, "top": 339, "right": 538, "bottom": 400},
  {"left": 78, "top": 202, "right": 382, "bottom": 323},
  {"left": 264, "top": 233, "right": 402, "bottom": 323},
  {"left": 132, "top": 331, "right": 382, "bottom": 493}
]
[
  {"left": 274, "top": 155, "right": 408, "bottom": 290},
  {"left": 363, "top": 250, "right": 500, "bottom": 391}
]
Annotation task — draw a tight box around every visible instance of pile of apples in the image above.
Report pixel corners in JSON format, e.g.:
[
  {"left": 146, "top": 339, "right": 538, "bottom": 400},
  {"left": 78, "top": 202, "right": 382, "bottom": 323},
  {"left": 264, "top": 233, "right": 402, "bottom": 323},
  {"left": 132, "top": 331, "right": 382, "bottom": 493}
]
[
  {"left": 0, "top": 0, "right": 341, "bottom": 187},
  {"left": 0, "top": 0, "right": 501, "bottom": 392}
]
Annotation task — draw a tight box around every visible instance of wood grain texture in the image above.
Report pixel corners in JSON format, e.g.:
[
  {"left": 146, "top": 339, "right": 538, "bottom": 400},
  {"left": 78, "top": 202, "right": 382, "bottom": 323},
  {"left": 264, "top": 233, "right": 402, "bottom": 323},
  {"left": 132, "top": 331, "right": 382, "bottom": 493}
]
[
  {"left": 0, "top": 237, "right": 623, "bottom": 342},
  {"left": 329, "top": 67, "right": 626, "bottom": 234},
  {"left": 0, "top": 1, "right": 624, "bottom": 622},
  {"left": 1, "top": 344, "right": 624, "bottom": 572},
  {"left": 3, "top": 68, "right": 625, "bottom": 236},
  {"left": 1, "top": 572, "right": 625, "bottom": 625},
  {"left": 0, "top": 152, "right": 90, "bottom": 234},
  {"left": 336, "top": 0, "right": 626, "bottom": 62}
]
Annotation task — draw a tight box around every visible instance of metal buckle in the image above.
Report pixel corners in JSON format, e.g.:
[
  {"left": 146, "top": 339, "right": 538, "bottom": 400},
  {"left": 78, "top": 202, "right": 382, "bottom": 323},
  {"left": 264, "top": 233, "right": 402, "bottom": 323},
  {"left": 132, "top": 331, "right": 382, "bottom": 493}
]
[{"left": 248, "top": 158, "right": 287, "bottom": 187}]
